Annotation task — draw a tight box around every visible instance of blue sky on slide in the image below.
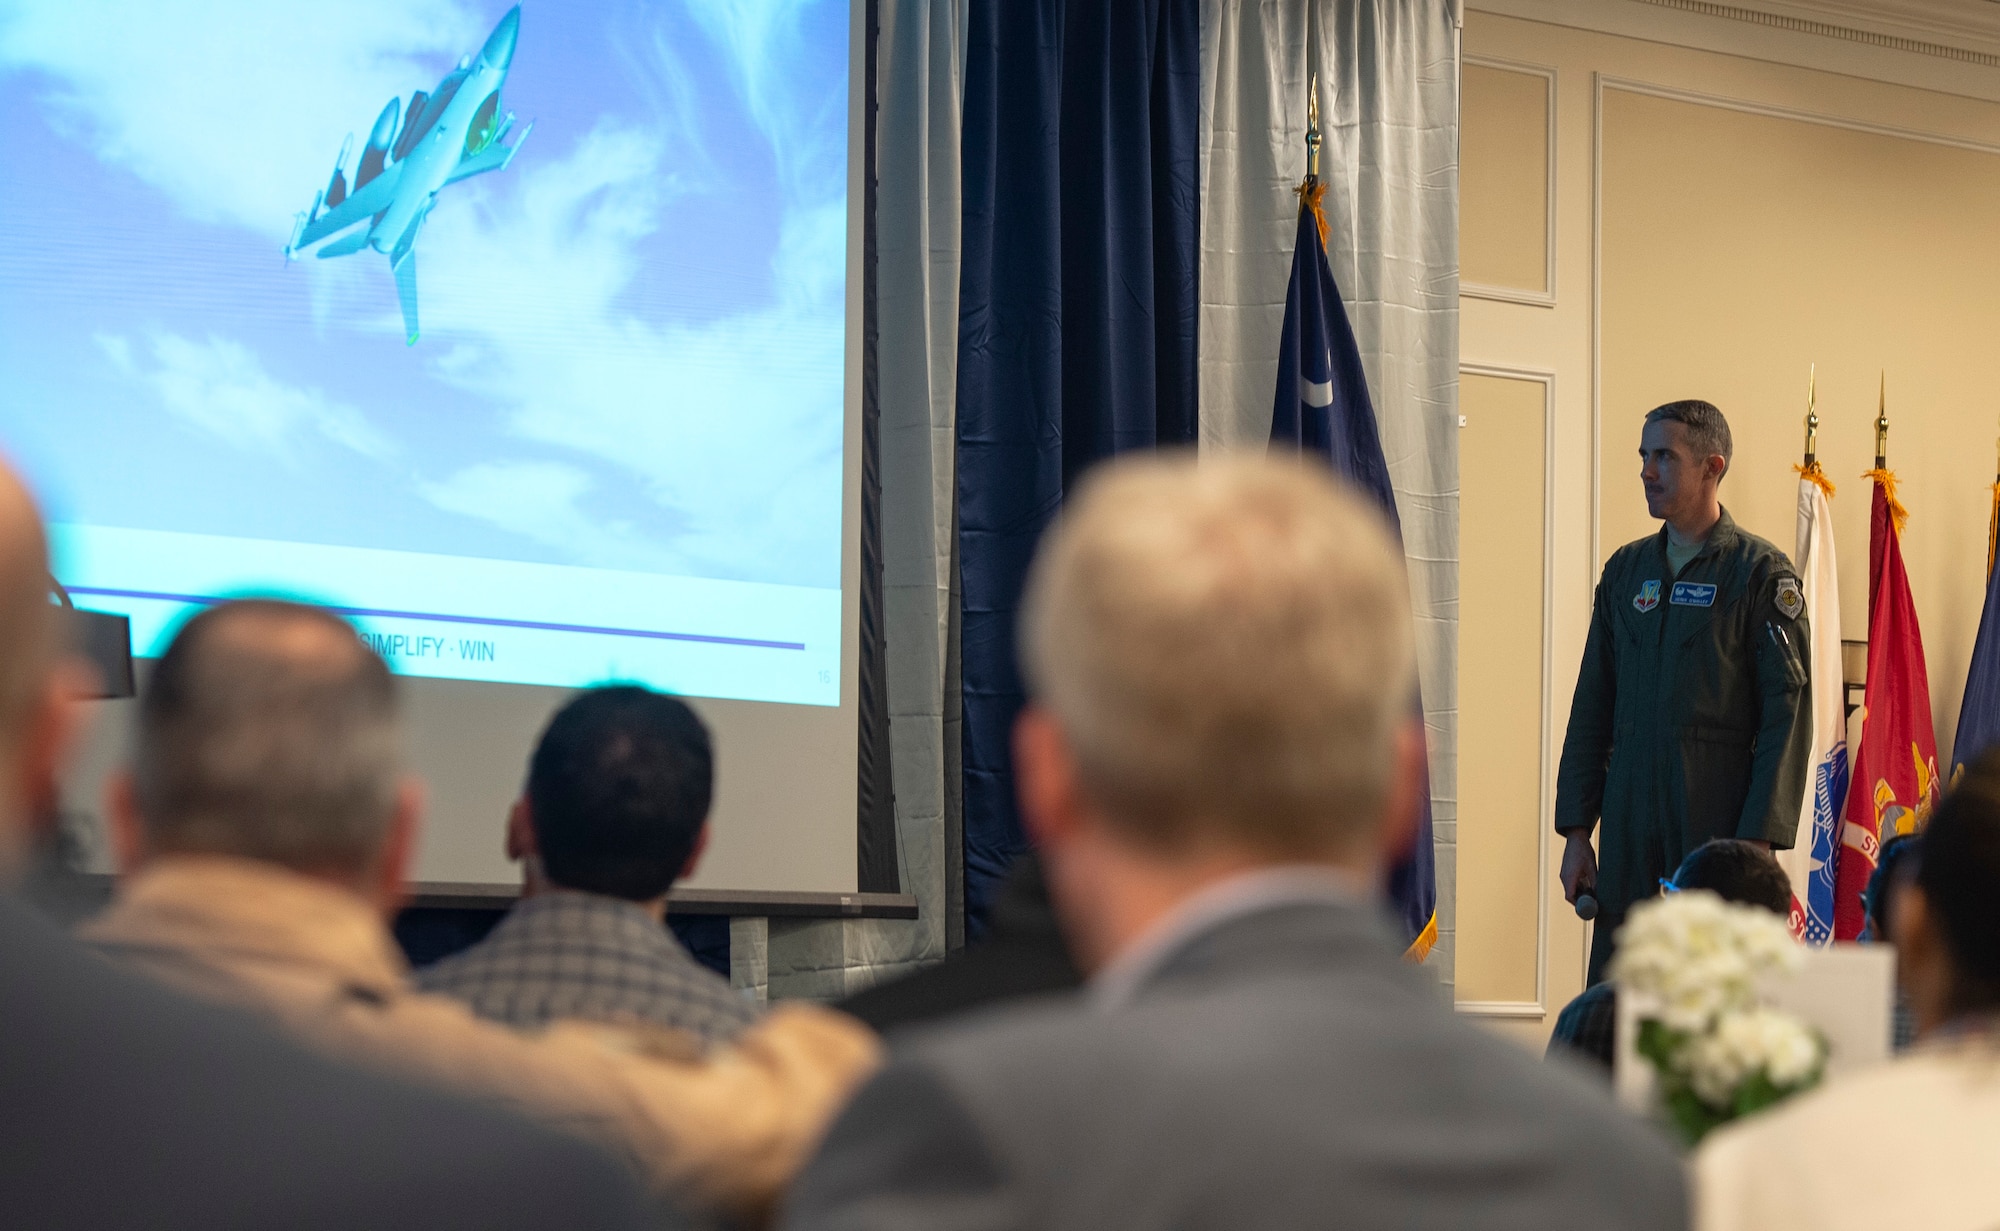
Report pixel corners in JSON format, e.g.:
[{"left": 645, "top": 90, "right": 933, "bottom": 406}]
[{"left": 0, "top": 0, "right": 848, "bottom": 590}]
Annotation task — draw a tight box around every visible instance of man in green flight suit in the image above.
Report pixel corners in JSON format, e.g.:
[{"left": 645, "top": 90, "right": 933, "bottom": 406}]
[{"left": 1556, "top": 399, "right": 1811, "bottom": 984}]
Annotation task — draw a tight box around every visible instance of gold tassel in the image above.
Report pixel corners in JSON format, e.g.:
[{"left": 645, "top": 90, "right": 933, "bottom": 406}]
[
  {"left": 1794, "top": 460, "right": 1836, "bottom": 500},
  {"left": 1863, "top": 467, "right": 1909, "bottom": 535},
  {"left": 1987, "top": 482, "right": 1999, "bottom": 580},
  {"left": 1403, "top": 910, "right": 1438, "bottom": 963},
  {"left": 1294, "top": 178, "right": 1329, "bottom": 250}
]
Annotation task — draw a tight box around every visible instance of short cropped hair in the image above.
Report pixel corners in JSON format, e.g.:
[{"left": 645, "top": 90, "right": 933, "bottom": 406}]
[
  {"left": 1019, "top": 453, "right": 1414, "bottom": 858},
  {"left": 1644, "top": 399, "right": 1732, "bottom": 475},
  {"left": 133, "top": 600, "right": 401, "bottom": 874},
  {"left": 1913, "top": 751, "right": 2000, "bottom": 1014},
  {"left": 1864, "top": 832, "right": 1922, "bottom": 943},
  {"left": 528, "top": 686, "right": 713, "bottom": 901},
  {"left": 1671, "top": 839, "right": 1792, "bottom": 917}
]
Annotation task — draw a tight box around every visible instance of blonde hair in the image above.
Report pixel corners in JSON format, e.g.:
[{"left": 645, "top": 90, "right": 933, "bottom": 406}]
[{"left": 1020, "top": 452, "right": 1414, "bottom": 858}]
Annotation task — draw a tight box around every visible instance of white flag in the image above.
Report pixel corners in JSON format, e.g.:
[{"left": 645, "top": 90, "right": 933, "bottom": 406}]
[{"left": 1784, "top": 472, "right": 1847, "bottom": 944}]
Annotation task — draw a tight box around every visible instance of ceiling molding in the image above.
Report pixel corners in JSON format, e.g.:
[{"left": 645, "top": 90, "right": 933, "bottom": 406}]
[
  {"left": 1469, "top": 0, "right": 2000, "bottom": 103},
  {"left": 1629, "top": 0, "right": 2000, "bottom": 65},
  {"left": 1769, "top": 1, "right": 2000, "bottom": 45}
]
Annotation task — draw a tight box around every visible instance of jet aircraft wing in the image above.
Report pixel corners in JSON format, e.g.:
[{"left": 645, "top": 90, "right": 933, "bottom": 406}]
[
  {"left": 444, "top": 121, "right": 532, "bottom": 186},
  {"left": 393, "top": 249, "right": 421, "bottom": 346},
  {"left": 294, "top": 161, "right": 405, "bottom": 252},
  {"left": 389, "top": 201, "right": 430, "bottom": 346}
]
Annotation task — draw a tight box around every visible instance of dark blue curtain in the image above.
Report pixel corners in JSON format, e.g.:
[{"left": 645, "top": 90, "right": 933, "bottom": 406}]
[{"left": 955, "top": 0, "right": 1200, "bottom": 935}]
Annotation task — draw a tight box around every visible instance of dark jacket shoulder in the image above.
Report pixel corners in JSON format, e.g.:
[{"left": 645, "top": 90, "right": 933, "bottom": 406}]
[
  {"left": 840, "top": 853, "right": 1082, "bottom": 1033},
  {"left": 1717, "top": 522, "right": 1797, "bottom": 590},
  {"left": 0, "top": 896, "right": 660, "bottom": 1231}
]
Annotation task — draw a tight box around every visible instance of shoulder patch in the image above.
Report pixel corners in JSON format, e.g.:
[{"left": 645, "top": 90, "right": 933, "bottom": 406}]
[{"left": 1774, "top": 576, "right": 1804, "bottom": 620}]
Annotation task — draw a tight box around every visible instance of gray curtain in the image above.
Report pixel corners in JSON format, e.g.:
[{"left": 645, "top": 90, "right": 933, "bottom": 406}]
[
  {"left": 761, "top": 0, "right": 967, "bottom": 999},
  {"left": 760, "top": 0, "right": 1457, "bottom": 997},
  {"left": 1197, "top": 0, "right": 1461, "bottom": 986}
]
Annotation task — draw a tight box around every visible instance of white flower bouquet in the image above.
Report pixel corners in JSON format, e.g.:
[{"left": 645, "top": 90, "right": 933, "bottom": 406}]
[{"left": 1610, "top": 891, "right": 1826, "bottom": 1145}]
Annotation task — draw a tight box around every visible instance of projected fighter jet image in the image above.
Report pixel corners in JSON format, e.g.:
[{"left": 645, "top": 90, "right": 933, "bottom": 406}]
[{"left": 285, "top": 7, "right": 532, "bottom": 345}]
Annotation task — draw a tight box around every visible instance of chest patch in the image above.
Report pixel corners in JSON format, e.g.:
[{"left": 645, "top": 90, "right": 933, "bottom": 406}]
[
  {"left": 1670, "top": 581, "right": 1718, "bottom": 608},
  {"left": 1774, "top": 576, "right": 1804, "bottom": 620},
  {"left": 1633, "top": 580, "right": 1661, "bottom": 613}
]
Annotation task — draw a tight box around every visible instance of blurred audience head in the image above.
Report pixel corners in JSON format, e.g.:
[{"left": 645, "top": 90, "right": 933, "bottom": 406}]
[
  {"left": 514, "top": 685, "right": 714, "bottom": 902},
  {"left": 1014, "top": 453, "right": 1419, "bottom": 963},
  {"left": 1671, "top": 839, "right": 1792, "bottom": 918},
  {"left": 112, "top": 599, "right": 417, "bottom": 910},
  {"left": 1864, "top": 832, "right": 1922, "bottom": 944},
  {"left": 1895, "top": 750, "right": 2000, "bottom": 1035},
  {"left": 0, "top": 460, "right": 71, "bottom": 874}
]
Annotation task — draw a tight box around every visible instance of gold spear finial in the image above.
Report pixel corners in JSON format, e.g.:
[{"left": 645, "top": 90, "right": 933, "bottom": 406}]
[
  {"left": 1305, "top": 76, "right": 1321, "bottom": 184},
  {"left": 1875, "top": 371, "right": 1889, "bottom": 469},
  {"left": 1803, "top": 363, "right": 1818, "bottom": 465}
]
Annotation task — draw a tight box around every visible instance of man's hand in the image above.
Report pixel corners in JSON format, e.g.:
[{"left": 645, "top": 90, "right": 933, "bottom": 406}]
[{"left": 1558, "top": 829, "right": 1598, "bottom": 904}]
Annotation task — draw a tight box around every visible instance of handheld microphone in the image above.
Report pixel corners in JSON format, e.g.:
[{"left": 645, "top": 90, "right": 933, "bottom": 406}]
[{"left": 1574, "top": 892, "right": 1599, "bottom": 921}]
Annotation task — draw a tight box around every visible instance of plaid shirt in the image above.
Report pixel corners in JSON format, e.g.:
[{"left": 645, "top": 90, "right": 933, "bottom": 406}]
[
  {"left": 416, "top": 891, "right": 758, "bottom": 1046},
  {"left": 1547, "top": 980, "right": 1617, "bottom": 1075}
]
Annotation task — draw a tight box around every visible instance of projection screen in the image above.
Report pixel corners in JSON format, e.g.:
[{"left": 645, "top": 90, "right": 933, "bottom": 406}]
[{"left": 0, "top": 0, "right": 866, "bottom": 897}]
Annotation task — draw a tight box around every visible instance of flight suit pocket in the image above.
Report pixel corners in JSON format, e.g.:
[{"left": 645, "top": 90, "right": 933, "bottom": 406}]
[{"left": 1679, "top": 725, "right": 1753, "bottom": 845}]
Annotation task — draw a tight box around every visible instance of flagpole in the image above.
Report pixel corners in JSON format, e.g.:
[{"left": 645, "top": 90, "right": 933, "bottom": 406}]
[
  {"left": 1304, "top": 77, "right": 1320, "bottom": 188},
  {"left": 1296, "top": 78, "right": 1328, "bottom": 244},
  {"left": 1803, "top": 363, "right": 1818, "bottom": 468},
  {"left": 1875, "top": 371, "right": 1889, "bottom": 471}
]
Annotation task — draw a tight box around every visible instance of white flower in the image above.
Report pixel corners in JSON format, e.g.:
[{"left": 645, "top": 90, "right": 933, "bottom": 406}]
[
  {"left": 1682, "top": 1007, "right": 1824, "bottom": 1108},
  {"left": 1683, "top": 1024, "right": 1753, "bottom": 1106},
  {"left": 1610, "top": 891, "right": 1802, "bottom": 1032}
]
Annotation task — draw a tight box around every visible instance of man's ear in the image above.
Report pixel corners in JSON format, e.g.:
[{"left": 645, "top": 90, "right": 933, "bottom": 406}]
[
  {"left": 106, "top": 770, "right": 149, "bottom": 876},
  {"left": 18, "top": 658, "right": 91, "bottom": 844},
  {"left": 504, "top": 796, "right": 536, "bottom": 863},
  {"left": 678, "top": 822, "right": 710, "bottom": 881},
  {"left": 1013, "top": 706, "right": 1088, "bottom": 853},
  {"left": 368, "top": 777, "right": 425, "bottom": 919}
]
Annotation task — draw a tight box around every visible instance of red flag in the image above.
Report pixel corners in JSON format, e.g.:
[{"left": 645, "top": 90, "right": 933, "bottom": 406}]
[{"left": 1834, "top": 471, "right": 1941, "bottom": 939}]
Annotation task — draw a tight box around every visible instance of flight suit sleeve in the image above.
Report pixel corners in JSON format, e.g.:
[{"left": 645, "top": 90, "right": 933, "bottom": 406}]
[
  {"left": 1554, "top": 571, "right": 1618, "bottom": 837},
  {"left": 1737, "top": 564, "right": 1812, "bottom": 847}
]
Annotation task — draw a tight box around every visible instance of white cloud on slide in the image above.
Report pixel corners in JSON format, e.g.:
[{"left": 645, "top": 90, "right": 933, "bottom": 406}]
[
  {"left": 0, "top": 0, "right": 482, "bottom": 238},
  {"left": 5, "top": 0, "right": 848, "bottom": 587},
  {"left": 412, "top": 118, "right": 845, "bottom": 584},
  {"left": 418, "top": 460, "right": 688, "bottom": 572},
  {"left": 97, "top": 331, "right": 396, "bottom": 463}
]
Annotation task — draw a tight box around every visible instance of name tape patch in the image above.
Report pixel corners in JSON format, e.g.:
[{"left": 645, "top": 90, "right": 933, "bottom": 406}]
[{"left": 1670, "top": 581, "right": 1717, "bottom": 608}]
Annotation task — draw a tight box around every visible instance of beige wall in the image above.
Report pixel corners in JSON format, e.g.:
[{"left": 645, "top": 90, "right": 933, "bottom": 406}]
[
  {"left": 1462, "top": 62, "right": 1554, "bottom": 299},
  {"left": 1457, "top": 369, "right": 1551, "bottom": 1021},
  {"left": 1457, "top": 2, "right": 2000, "bottom": 1048}
]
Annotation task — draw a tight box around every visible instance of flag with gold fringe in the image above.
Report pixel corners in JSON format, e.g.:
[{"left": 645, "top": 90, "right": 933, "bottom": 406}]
[
  {"left": 1269, "top": 155, "right": 1436, "bottom": 961},
  {"left": 1835, "top": 466, "right": 1940, "bottom": 939},
  {"left": 1783, "top": 459, "right": 1845, "bottom": 944},
  {"left": 1951, "top": 464, "right": 2000, "bottom": 781}
]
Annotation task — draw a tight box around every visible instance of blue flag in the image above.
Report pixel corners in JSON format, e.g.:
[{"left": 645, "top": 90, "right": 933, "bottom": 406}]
[
  {"left": 1953, "top": 512, "right": 2000, "bottom": 780},
  {"left": 1271, "top": 201, "right": 1437, "bottom": 959}
]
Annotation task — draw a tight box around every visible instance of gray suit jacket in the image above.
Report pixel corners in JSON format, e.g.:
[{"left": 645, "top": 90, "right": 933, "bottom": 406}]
[{"left": 783, "top": 897, "right": 1687, "bottom": 1231}]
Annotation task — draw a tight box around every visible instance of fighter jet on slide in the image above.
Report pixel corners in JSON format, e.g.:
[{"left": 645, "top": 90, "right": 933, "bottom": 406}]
[{"left": 285, "top": 7, "right": 532, "bottom": 345}]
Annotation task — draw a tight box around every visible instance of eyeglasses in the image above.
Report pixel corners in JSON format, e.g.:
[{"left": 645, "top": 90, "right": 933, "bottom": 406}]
[{"left": 1658, "top": 878, "right": 1681, "bottom": 895}]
